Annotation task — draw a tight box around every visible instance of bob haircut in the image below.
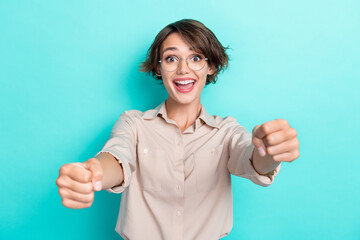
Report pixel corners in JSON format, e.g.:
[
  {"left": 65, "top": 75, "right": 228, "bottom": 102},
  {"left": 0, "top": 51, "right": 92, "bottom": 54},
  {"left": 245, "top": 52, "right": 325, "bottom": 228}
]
[{"left": 139, "top": 19, "right": 229, "bottom": 85}]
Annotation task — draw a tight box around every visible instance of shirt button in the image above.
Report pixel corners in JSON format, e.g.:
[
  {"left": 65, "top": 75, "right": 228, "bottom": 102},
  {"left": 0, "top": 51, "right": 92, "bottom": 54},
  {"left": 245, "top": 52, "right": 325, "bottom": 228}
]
[
  {"left": 177, "top": 185, "right": 181, "bottom": 190},
  {"left": 143, "top": 148, "right": 148, "bottom": 154},
  {"left": 176, "top": 210, "right": 181, "bottom": 216}
]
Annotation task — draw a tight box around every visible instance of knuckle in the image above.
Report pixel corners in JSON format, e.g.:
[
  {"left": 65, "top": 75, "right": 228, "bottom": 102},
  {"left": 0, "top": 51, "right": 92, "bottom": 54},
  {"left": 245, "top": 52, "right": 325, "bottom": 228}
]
[
  {"left": 86, "top": 193, "right": 94, "bottom": 202},
  {"left": 85, "top": 201, "right": 93, "bottom": 208},
  {"left": 287, "top": 129, "right": 296, "bottom": 139},
  {"left": 289, "top": 151, "right": 299, "bottom": 161},
  {"left": 55, "top": 178, "right": 62, "bottom": 187},
  {"left": 261, "top": 123, "right": 270, "bottom": 133},
  {"left": 252, "top": 125, "right": 260, "bottom": 134},
  {"left": 59, "top": 165, "right": 69, "bottom": 176},
  {"left": 291, "top": 128, "right": 297, "bottom": 137},
  {"left": 280, "top": 119, "right": 288, "bottom": 126},
  {"left": 88, "top": 158, "right": 99, "bottom": 164},
  {"left": 62, "top": 199, "right": 70, "bottom": 208},
  {"left": 291, "top": 139, "right": 298, "bottom": 148},
  {"left": 58, "top": 188, "right": 67, "bottom": 197},
  {"left": 83, "top": 159, "right": 92, "bottom": 166},
  {"left": 84, "top": 184, "right": 93, "bottom": 193},
  {"left": 84, "top": 158, "right": 100, "bottom": 167}
]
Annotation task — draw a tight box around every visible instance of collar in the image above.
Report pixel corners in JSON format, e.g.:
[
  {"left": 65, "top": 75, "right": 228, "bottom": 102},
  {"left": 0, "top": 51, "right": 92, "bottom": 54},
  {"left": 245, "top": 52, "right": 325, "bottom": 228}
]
[{"left": 142, "top": 101, "right": 220, "bottom": 129}]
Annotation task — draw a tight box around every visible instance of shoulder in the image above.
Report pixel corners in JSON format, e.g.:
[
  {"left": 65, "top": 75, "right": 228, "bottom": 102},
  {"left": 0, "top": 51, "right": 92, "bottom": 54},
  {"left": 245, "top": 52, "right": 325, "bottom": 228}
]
[
  {"left": 121, "top": 109, "right": 144, "bottom": 119},
  {"left": 211, "top": 114, "right": 250, "bottom": 135},
  {"left": 117, "top": 106, "right": 160, "bottom": 124},
  {"left": 111, "top": 109, "right": 149, "bottom": 135},
  {"left": 208, "top": 114, "right": 241, "bottom": 128},
  {"left": 121, "top": 108, "right": 159, "bottom": 120},
  {"left": 111, "top": 110, "right": 144, "bottom": 130}
]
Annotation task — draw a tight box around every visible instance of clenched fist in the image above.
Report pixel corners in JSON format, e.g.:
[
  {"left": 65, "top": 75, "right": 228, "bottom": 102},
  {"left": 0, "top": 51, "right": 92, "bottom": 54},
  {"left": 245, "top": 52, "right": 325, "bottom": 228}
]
[
  {"left": 56, "top": 158, "right": 103, "bottom": 209},
  {"left": 252, "top": 119, "right": 300, "bottom": 162}
]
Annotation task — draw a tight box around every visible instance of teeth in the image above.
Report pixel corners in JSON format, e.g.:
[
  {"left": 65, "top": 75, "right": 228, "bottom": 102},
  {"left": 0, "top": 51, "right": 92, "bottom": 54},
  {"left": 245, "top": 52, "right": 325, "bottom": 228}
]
[{"left": 174, "top": 80, "right": 195, "bottom": 85}]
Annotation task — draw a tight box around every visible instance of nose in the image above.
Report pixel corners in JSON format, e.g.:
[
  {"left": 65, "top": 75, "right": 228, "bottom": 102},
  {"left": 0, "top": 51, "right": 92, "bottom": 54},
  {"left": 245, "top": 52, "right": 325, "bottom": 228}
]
[{"left": 176, "top": 58, "right": 190, "bottom": 74}]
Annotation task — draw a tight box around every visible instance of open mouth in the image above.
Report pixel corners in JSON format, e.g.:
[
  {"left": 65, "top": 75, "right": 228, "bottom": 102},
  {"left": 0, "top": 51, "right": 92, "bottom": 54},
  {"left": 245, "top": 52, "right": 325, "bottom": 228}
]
[{"left": 173, "top": 79, "right": 196, "bottom": 93}]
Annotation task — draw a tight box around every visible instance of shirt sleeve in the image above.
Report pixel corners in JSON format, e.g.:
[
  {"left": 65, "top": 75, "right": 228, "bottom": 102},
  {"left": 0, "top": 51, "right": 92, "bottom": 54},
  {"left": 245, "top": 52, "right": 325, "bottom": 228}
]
[
  {"left": 227, "top": 121, "right": 281, "bottom": 187},
  {"left": 95, "top": 111, "right": 137, "bottom": 193}
]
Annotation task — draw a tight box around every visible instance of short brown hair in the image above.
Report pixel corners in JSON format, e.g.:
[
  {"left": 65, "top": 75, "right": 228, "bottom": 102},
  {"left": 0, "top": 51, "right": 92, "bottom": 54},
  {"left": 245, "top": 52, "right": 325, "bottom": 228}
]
[{"left": 139, "top": 19, "right": 229, "bottom": 85}]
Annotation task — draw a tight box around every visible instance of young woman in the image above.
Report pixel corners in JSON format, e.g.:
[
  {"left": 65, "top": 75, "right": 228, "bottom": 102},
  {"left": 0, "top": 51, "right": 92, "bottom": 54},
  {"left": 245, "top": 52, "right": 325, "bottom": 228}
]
[{"left": 56, "top": 19, "right": 299, "bottom": 240}]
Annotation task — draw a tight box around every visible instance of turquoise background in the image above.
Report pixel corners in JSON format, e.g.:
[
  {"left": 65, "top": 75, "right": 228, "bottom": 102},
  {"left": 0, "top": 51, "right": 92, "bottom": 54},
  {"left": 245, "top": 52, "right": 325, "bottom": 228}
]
[{"left": 1, "top": 0, "right": 359, "bottom": 239}]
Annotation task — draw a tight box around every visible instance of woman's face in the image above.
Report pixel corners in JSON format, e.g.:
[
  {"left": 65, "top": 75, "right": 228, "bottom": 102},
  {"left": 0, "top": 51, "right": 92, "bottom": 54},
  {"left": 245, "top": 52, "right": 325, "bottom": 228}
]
[{"left": 157, "top": 33, "right": 214, "bottom": 106}]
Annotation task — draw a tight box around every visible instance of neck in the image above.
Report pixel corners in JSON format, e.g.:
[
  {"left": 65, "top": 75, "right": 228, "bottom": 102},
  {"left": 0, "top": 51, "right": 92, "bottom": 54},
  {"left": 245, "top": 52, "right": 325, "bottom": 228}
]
[{"left": 165, "top": 98, "right": 202, "bottom": 132}]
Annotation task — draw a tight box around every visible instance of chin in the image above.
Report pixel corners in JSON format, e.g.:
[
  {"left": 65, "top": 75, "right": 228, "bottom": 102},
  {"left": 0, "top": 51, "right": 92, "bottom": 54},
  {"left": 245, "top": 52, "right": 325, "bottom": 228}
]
[{"left": 172, "top": 93, "right": 199, "bottom": 105}]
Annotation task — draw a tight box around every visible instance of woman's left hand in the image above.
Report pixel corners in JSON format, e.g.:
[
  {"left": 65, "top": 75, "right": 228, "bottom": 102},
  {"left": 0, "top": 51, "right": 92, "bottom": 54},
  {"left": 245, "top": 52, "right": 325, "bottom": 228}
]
[{"left": 252, "top": 119, "right": 300, "bottom": 162}]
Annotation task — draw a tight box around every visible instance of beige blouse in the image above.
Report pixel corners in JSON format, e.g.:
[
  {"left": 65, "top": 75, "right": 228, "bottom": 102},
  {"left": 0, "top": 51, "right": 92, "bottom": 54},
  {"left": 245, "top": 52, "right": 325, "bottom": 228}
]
[{"left": 97, "top": 101, "right": 281, "bottom": 240}]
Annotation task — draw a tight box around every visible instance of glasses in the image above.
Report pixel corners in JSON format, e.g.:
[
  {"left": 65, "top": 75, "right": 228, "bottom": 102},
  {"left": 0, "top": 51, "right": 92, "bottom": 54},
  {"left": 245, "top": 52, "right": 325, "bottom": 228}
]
[{"left": 158, "top": 54, "right": 208, "bottom": 72}]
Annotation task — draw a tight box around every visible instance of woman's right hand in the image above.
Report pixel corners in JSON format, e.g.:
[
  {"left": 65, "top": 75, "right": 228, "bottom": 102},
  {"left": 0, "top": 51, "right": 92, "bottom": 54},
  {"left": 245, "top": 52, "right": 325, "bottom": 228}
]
[{"left": 56, "top": 158, "right": 103, "bottom": 209}]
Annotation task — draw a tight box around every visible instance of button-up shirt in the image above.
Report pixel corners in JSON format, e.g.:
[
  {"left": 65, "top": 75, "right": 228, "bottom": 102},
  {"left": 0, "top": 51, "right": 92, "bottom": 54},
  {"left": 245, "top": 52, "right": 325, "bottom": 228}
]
[{"left": 97, "top": 101, "right": 281, "bottom": 240}]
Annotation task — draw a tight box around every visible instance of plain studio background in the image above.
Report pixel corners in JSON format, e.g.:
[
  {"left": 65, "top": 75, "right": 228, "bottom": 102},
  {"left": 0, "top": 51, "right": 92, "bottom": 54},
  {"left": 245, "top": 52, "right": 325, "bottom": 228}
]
[{"left": 0, "top": 1, "right": 359, "bottom": 239}]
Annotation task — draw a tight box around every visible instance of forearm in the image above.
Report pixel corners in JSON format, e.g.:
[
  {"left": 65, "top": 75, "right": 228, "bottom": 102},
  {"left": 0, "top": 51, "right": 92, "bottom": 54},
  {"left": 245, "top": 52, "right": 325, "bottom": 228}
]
[
  {"left": 251, "top": 148, "right": 280, "bottom": 176},
  {"left": 95, "top": 152, "right": 124, "bottom": 190}
]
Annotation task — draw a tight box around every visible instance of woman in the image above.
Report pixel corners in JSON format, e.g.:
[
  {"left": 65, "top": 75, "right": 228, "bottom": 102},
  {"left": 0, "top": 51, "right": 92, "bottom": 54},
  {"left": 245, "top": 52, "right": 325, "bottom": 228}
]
[{"left": 56, "top": 19, "right": 299, "bottom": 240}]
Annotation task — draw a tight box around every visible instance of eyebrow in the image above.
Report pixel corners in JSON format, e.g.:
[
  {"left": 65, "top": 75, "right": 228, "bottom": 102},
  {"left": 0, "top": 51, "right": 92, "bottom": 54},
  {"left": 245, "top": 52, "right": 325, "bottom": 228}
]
[{"left": 162, "top": 47, "right": 195, "bottom": 55}]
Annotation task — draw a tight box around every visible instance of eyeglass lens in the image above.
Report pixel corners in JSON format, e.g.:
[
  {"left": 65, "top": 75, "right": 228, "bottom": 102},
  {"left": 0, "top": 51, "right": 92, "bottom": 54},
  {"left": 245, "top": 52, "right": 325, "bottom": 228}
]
[{"left": 161, "top": 54, "right": 207, "bottom": 72}]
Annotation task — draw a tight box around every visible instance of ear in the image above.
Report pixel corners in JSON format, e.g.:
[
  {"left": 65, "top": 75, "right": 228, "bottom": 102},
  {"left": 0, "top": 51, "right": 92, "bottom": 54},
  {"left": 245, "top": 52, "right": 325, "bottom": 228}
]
[
  {"left": 155, "top": 65, "right": 162, "bottom": 77},
  {"left": 207, "top": 65, "right": 215, "bottom": 76}
]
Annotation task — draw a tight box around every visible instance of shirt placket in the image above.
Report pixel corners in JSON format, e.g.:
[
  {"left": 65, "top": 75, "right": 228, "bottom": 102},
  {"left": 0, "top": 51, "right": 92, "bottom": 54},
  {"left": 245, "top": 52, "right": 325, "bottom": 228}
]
[{"left": 173, "top": 130, "right": 185, "bottom": 240}]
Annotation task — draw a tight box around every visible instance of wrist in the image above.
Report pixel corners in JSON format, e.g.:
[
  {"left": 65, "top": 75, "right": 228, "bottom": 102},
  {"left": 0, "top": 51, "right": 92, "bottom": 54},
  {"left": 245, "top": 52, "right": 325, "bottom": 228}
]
[{"left": 251, "top": 147, "right": 280, "bottom": 176}]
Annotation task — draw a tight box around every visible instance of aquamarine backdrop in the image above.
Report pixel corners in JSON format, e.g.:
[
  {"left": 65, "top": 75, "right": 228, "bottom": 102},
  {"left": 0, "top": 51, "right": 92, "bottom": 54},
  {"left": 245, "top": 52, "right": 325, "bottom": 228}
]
[{"left": 1, "top": 0, "right": 359, "bottom": 239}]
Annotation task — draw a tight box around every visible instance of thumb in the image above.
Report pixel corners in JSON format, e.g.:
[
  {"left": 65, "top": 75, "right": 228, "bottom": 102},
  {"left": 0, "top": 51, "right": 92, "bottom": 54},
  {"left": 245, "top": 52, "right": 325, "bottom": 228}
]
[
  {"left": 252, "top": 125, "right": 266, "bottom": 157},
  {"left": 83, "top": 158, "right": 103, "bottom": 191}
]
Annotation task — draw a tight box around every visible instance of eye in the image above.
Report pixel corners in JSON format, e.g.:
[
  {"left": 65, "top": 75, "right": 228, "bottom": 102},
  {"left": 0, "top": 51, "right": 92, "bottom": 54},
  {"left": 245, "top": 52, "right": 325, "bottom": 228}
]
[
  {"left": 165, "top": 56, "right": 178, "bottom": 63},
  {"left": 190, "top": 55, "right": 203, "bottom": 62}
]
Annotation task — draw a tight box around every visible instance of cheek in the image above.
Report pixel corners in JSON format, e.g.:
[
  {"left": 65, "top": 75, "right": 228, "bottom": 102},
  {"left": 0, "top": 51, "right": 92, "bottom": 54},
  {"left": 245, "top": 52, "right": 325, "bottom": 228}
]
[
  {"left": 196, "top": 70, "right": 208, "bottom": 83},
  {"left": 162, "top": 79, "right": 170, "bottom": 89},
  {"left": 161, "top": 74, "right": 174, "bottom": 89}
]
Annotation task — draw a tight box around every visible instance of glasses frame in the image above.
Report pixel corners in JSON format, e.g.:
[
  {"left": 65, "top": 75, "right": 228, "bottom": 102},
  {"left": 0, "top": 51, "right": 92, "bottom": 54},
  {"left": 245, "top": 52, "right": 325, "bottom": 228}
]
[{"left": 158, "top": 54, "right": 209, "bottom": 72}]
